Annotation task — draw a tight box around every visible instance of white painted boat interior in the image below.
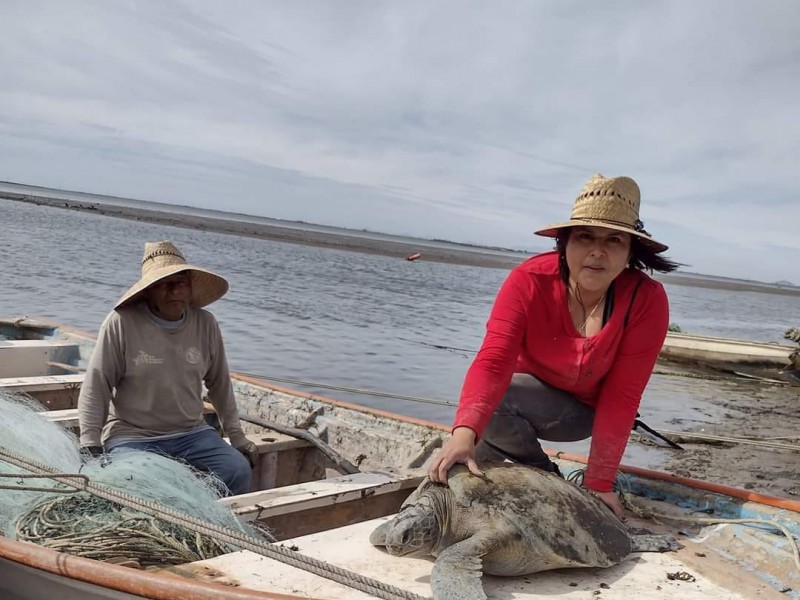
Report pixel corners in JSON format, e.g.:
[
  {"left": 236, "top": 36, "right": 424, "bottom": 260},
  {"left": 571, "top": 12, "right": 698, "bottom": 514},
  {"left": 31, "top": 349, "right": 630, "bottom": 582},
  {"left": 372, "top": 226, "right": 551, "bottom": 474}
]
[
  {"left": 0, "top": 340, "right": 82, "bottom": 378},
  {"left": 177, "top": 517, "right": 785, "bottom": 600}
]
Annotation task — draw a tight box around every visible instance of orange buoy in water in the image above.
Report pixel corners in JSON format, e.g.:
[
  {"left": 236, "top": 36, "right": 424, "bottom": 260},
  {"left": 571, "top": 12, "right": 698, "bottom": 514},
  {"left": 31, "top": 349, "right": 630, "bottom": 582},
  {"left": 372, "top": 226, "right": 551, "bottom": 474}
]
[{"left": 406, "top": 253, "right": 421, "bottom": 261}]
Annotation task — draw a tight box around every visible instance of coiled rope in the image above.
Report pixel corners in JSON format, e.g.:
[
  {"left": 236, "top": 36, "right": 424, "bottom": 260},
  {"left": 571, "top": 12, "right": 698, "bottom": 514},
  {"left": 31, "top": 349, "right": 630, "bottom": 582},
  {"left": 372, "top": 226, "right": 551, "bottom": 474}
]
[{"left": 0, "top": 445, "right": 430, "bottom": 600}]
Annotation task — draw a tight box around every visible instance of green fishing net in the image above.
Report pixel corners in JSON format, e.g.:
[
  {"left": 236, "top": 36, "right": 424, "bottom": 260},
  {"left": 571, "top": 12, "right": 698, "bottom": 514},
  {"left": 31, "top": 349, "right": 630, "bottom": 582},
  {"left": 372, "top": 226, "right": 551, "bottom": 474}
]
[{"left": 0, "top": 390, "right": 253, "bottom": 567}]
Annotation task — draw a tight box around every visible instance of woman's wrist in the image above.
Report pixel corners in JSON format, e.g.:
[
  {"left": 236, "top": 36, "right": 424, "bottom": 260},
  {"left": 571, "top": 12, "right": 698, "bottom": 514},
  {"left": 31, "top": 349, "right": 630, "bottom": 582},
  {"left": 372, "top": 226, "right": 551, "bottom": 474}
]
[{"left": 452, "top": 426, "right": 477, "bottom": 443}]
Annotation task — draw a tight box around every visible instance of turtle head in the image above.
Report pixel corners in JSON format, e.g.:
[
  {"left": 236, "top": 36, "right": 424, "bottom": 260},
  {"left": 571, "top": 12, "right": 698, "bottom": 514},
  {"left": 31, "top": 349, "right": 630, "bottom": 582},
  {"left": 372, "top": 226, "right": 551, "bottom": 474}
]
[{"left": 369, "top": 500, "right": 440, "bottom": 556}]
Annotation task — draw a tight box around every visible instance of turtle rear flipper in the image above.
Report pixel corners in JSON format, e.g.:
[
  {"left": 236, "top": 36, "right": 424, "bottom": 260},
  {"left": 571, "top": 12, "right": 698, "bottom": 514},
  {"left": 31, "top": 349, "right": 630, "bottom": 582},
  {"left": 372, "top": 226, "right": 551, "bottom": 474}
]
[
  {"left": 431, "top": 532, "right": 499, "bottom": 600},
  {"left": 630, "top": 534, "right": 683, "bottom": 553}
]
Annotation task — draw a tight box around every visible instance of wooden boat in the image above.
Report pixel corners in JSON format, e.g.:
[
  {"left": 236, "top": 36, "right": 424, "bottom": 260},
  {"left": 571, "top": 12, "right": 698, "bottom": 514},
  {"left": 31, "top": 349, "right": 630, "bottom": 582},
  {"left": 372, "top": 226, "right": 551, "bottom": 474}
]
[
  {"left": 660, "top": 331, "right": 797, "bottom": 384},
  {"left": 405, "top": 252, "right": 421, "bottom": 261},
  {"left": 661, "top": 332, "right": 794, "bottom": 368},
  {"left": 1, "top": 316, "right": 799, "bottom": 600}
]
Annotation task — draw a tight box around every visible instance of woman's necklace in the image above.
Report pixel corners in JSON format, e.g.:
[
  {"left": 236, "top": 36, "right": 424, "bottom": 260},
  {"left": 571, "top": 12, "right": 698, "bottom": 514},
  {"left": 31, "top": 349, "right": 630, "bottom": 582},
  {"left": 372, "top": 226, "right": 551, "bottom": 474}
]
[
  {"left": 570, "top": 287, "right": 606, "bottom": 336},
  {"left": 578, "top": 293, "right": 605, "bottom": 335}
]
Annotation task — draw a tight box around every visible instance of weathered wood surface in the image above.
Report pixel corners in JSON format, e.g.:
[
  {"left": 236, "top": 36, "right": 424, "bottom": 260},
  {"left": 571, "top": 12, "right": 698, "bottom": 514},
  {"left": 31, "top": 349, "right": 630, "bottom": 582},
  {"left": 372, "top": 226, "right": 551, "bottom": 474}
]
[{"left": 0, "top": 341, "right": 82, "bottom": 378}]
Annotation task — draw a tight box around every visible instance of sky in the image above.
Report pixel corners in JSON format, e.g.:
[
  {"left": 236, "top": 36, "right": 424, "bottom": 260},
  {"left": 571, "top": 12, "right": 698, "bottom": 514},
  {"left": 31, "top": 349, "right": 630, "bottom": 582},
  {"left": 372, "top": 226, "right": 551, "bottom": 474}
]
[{"left": 1, "top": 1, "right": 798, "bottom": 283}]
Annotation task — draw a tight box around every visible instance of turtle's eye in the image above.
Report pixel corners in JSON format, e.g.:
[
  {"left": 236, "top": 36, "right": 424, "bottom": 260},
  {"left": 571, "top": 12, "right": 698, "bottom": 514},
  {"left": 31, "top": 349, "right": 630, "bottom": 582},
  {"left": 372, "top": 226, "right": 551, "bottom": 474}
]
[{"left": 401, "top": 529, "right": 412, "bottom": 545}]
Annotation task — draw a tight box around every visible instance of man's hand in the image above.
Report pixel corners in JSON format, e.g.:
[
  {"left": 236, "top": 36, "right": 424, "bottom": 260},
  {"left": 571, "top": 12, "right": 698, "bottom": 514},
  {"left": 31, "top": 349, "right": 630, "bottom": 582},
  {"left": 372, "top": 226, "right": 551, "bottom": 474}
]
[
  {"left": 80, "top": 445, "right": 104, "bottom": 462},
  {"left": 234, "top": 440, "right": 259, "bottom": 468}
]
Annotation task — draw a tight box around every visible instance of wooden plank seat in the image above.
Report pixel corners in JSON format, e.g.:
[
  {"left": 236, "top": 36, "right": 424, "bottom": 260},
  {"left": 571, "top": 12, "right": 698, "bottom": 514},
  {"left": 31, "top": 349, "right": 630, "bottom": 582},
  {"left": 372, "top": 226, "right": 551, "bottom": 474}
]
[
  {"left": 41, "top": 407, "right": 83, "bottom": 429},
  {"left": 0, "top": 340, "right": 82, "bottom": 378},
  {"left": 2, "top": 373, "right": 85, "bottom": 409},
  {"left": 221, "top": 471, "right": 420, "bottom": 519},
  {"left": 220, "top": 471, "right": 423, "bottom": 539},
  {"left": 233, "top": 431, "right": 311, "bottom": 459},
  {"left": 1, "top": 373, "right": 84, "bottom": 391}
]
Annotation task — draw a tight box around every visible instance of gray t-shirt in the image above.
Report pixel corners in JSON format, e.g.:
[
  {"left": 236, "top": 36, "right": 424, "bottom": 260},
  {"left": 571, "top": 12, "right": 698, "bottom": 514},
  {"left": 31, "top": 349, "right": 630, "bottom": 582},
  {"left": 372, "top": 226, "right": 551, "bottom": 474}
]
[{"left": 78, "top": 302, "right": 247, "bottom": 448}]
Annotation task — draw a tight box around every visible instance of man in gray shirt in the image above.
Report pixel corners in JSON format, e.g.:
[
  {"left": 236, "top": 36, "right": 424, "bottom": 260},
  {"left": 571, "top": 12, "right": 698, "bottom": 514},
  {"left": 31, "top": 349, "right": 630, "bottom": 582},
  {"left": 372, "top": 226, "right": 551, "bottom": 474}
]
[{"left": 78, "top": 241, "right": 257, "bottom": 495}]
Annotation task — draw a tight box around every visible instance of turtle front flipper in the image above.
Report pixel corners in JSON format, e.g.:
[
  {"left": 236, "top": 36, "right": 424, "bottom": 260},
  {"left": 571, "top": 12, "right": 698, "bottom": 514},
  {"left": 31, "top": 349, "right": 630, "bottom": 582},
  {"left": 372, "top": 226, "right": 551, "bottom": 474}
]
[
  {"left": 431, "top": 532, "right": 500, "bottom": 600},
  {"left": 629, "top": 534, "right": 683, "bottom": 553}
]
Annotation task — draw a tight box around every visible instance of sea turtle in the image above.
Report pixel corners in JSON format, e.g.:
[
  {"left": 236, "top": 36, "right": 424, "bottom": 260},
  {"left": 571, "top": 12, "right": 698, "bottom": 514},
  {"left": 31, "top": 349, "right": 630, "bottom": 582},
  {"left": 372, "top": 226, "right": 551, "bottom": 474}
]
[{"left": 370, "top": 462, "right": 679, "bottom": 600}]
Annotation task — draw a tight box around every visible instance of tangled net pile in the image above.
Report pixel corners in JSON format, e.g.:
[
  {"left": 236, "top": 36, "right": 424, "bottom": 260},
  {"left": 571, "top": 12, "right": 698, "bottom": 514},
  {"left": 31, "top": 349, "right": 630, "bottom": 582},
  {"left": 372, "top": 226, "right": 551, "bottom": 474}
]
[
  {"left": 0, "top": 390, "right": 251, "bottom": 567},
  {"left": 14, "top": 495, "right": 229, "bottom": 564}
]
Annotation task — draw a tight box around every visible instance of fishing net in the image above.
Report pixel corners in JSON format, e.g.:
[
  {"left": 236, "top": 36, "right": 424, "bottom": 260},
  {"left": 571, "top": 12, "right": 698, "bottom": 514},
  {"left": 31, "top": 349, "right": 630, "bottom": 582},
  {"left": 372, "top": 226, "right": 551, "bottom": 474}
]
[{"left": 0, "top": 389, "right": 254, "bottom": 567}]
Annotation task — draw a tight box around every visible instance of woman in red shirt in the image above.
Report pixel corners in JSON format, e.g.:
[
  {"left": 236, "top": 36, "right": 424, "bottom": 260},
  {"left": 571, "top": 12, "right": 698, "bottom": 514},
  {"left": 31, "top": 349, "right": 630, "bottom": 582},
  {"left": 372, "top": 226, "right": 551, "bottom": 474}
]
[{"left": 428, "top": 174, "right": 680, "bottom": 519}]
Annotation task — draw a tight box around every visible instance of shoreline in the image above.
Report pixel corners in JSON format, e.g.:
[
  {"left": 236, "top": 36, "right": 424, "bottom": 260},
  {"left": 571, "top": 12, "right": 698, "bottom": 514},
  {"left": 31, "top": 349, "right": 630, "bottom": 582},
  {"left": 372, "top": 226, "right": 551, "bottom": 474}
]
[{"left": 4, "top": 192, "right": 800, "bottom": 297}]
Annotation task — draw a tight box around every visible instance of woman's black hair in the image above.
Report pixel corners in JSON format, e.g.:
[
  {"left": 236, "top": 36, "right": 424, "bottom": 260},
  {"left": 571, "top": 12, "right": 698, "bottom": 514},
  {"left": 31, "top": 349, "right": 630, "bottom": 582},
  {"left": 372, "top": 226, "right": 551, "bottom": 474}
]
[{"left": 555, "top": 227, "right": 681, "bottom": 285}]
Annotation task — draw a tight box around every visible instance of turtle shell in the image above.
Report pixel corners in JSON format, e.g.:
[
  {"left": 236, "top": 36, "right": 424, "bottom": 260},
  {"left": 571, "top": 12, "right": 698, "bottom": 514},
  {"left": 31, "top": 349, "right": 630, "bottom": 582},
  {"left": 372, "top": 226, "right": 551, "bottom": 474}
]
[{"left": 442, "top": 462, "right": 633, "bottom": 570}]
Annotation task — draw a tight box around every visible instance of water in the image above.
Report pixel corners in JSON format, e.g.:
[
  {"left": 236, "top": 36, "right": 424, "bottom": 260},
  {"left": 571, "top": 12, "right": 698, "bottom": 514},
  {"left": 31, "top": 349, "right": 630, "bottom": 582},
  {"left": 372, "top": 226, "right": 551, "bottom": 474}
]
[{"left": 1, "top": 198, "right": 797, "bottom": 465}]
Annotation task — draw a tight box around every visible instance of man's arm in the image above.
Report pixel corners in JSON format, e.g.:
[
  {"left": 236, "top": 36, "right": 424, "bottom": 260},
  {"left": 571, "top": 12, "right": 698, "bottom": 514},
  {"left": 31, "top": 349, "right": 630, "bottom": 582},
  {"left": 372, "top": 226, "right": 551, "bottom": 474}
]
[
  {"left": 78, "top": 312, "right": 125, "bottom": 448},
  {"left": 204, "top": 318, "right": 248, "bottom": 449}
]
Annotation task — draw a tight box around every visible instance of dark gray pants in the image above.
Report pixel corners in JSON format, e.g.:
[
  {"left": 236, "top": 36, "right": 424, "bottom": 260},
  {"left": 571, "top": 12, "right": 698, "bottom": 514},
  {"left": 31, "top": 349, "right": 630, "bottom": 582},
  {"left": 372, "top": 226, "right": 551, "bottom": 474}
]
[{"left": 475, "top": 373, "right": 595, "bottom": 468}]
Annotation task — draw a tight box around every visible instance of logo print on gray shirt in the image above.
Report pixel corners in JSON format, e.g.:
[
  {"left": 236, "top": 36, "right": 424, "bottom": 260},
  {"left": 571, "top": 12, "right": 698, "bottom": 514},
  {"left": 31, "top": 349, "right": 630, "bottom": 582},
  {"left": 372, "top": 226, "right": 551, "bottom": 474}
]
[
  {"left": 133, "top": 350, "right": 164, "bottom": 366},
  {"left": 185, "top": 347, "right": 201, "bottom": 364}
]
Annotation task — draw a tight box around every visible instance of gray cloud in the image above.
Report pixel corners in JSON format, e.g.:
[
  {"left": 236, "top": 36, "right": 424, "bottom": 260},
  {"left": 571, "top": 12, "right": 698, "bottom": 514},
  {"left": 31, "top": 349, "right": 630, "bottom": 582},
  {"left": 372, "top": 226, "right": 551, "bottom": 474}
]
[{"left": 1, "top": 0, "right": 798, "bottom": 281}]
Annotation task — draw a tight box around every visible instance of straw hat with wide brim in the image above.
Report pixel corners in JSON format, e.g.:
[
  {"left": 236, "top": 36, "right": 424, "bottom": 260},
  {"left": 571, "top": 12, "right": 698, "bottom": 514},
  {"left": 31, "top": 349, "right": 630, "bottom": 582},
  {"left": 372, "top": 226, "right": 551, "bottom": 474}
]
[
  {"left": 535, "top": 174, "right": 668, "bottom": 253},
  {"left": 114, "top": 241, "right": 229, "bottom": 310}
]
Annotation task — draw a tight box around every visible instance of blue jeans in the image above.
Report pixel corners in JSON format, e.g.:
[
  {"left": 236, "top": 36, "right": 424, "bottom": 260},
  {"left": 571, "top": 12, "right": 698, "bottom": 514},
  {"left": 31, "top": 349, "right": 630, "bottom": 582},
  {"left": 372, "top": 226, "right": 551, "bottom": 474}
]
[{"left": 109, "top": 428, "right": 252, "bottom": 495}]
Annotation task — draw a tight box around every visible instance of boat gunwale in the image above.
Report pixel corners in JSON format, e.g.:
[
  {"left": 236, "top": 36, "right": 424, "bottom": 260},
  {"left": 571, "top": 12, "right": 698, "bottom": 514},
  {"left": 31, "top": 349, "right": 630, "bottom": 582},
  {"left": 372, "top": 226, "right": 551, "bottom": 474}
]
[
  {"left": 550, "top": 452, "right": 800, "bottom": 513},
  {"left": 0, "top": 536, "right": 322, "bottom": 600}
]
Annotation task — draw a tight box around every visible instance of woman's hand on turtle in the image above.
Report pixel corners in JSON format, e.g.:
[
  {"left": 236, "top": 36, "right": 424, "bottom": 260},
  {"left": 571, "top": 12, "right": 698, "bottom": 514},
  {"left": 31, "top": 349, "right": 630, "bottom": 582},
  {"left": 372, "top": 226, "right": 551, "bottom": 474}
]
[
  {"left": 593, "top": 490, "right": 627, "bottom": 522},
  {"left": 428, "top": 427, "right": 483, "bottom": 483}
]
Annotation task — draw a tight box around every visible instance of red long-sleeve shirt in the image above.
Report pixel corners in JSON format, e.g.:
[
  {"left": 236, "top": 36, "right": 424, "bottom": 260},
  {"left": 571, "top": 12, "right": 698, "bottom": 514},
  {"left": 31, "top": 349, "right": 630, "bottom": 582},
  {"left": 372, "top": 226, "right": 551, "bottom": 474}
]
[{"left": 454, "top": 251, "right": 669, "bottom": 491}]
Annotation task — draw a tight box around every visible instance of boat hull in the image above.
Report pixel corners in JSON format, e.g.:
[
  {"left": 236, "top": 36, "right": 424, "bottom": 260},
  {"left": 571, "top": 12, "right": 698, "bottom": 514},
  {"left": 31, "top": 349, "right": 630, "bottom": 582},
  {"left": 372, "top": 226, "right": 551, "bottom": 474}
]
[{"left": 661, "top": 331, "right": 794, "bottom": 368}]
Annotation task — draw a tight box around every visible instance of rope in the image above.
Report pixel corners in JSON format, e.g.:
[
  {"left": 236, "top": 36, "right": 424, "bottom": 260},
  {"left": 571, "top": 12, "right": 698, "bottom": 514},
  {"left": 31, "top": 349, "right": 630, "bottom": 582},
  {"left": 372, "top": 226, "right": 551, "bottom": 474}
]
[
  {"left": 237, "top": 372, "right": 458, "bottom": 408},
  {"left": 238, "top": 363, "right": 791, "bottom": 411},
  {"left": 613, "top": 472, "right": 800, "bottom": 574},
  {"left": 402, "top": 338, "right": 796, "bottom": 385},
  {"left": 641, "top": 430, "right": 800, "bottom": 452},
  {"left": 0, "top": 446, "right": 429, "bottom": 600},
  {"left": 0, "top": 472, "right": 88, "bottom": 493},
  {"left": 565, "top": 468, "right": 800, "bottom": 574},
  {"left": 242, "top": 372, "right": 800, "bottom": 452}
]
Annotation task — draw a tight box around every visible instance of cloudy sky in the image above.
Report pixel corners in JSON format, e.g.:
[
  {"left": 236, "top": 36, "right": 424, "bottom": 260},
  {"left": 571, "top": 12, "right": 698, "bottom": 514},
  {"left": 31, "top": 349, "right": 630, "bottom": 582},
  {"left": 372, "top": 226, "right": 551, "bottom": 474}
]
[{"left": 1, "top": 1, "right": 798, "bottom": 282}]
